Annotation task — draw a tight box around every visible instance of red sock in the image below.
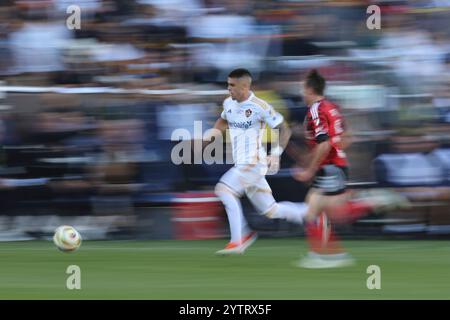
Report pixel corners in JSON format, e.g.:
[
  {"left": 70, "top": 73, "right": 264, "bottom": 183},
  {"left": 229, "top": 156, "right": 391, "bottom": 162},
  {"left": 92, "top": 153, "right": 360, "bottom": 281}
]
[
  {"left": 329, "top": 200, "right": 374, "bottom": 224},
  {"left": 305, "top": 221, "right": 322, "bottom": 253},
  {"left": 305, "top": 213, "right": 344, "bottom": 255}
]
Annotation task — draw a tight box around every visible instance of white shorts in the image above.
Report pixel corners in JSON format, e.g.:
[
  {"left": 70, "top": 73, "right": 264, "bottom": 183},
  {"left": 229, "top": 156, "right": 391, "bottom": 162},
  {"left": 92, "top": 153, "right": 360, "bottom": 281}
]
[{"left": 217, "top": 163, "right": 277, "bottom": 214}]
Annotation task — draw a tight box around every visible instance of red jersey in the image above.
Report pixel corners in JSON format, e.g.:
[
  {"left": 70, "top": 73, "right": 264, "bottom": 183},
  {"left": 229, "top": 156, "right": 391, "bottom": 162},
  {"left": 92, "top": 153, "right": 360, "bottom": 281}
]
[{"left": 304, "top": 99, "right": 348, "bottom": 168}]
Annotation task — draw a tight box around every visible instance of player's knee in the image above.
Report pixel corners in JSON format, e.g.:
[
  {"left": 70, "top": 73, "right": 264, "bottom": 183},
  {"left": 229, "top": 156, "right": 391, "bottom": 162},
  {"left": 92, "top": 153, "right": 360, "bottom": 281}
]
[
  {"left": 263, "top": 203, "right": 278, "bottom": 219},
  {"left": 214, "top": 183, "right": 226, "bottom": 197},
  {"left": 307, "top": 191, "right": 323, "bottom": 205},
  {"left": 215, "top": 183, "right": 239, "bottom": 198}
]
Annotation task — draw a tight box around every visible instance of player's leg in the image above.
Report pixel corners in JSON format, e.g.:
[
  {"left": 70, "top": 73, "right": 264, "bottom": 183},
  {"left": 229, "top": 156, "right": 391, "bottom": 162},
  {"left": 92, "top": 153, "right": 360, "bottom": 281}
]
[
  {"left": 307, "top": 166, "right": 410, "bottom": 223},
  {"left": 298, "top": 211, "right": 354, "bottom": 268},
  {"left": 214, "top": 168, "right": 250, "bottom": 254},
  {"left": 300, "top": 210, "right": 355, "bottom": 268},
  {"left": 246, "top": 175, "right": 309, "bottom": 225},
  {"left": 301, "top": 190, "right": 343, "bottom": 256},
  {"left": 320, "top": 189, "right": 410, "bottom": 225},
  {"left": 301, "top": 189, "right": 345, "bottom": 254},
  {"left": 255, "top": 183, "right": 373, "bottom": 226},
  {"left": 298, "top": 166, "right": 354, "bottom": 268},
  {"left": 302, "top": 165, "right": 349, "bottom": 223},
  {"left": 323, "top": 193, "right": 377, "bottom": 224},
  {"left": 251, "top": 193, "right": 309, "bottom": 224},
  {"left": 246, "top": 179, "right": 350, "bottom": 266},
  {"left": 304, "top": 209, "right": 345, "bottom": 254}
]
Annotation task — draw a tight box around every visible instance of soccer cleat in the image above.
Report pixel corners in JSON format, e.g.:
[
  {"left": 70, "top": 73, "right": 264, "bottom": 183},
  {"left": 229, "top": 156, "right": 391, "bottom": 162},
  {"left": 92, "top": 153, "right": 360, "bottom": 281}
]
[
  {"left": 296, "top": 252, "right": 355, "bottom": 269},
  {"left": 240, "top": 231, "right": 258, "bottom": 253},
  {"left": 215, "top": 241, "right": 243, "bottom": 255},
  {"left": 215, "top": 232, "right": 258, "bottom": 255}
]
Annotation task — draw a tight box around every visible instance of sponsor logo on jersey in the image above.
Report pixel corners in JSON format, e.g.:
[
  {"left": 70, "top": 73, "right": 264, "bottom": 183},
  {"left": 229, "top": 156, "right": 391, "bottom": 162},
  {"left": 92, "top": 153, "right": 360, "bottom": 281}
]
[{"left": 228, "top": 120, "right": 253, "bottom": 129}]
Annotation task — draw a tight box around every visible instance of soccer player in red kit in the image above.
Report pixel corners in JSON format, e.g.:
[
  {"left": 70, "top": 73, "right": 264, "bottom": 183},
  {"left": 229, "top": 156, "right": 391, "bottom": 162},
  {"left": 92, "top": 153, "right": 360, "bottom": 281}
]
[{"left": 292, "top": 70, "right": 408, "bottom": 268}]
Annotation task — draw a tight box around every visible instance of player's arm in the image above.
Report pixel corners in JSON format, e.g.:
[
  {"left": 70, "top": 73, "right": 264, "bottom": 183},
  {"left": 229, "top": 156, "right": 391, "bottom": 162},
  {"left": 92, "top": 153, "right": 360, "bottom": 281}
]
[
  {"left": 330, "top": 113, "right": 352, "bottom": 151},
  {"left": 213, "top": 117, "right": 228, "bottom": 133},
  {"left": 305, "top": 135, "right": 332, "bottom": 172},
  {"left": 202, "top": 117, "right": 228, "bottom": 148},
  {"left": 192, "top": 101, "right": 229, "bottom": 151},
  {"left": 271, "top": 121, "right": 291, "bottom": 156},
  {"left": 340, "top": 129, "right": 353, "bottom": 150},
  {"left": 259, "top": 103, "right": 290, "bottom": 174},
  {"left": 256, "top": 101, "right": 290, "bottom": 156},
  {"left": 294, "top": 107, "right": 331, "bottom": 182},
  {"left": 266, "top": 120, "right": 291, "bottom": 175},
  {"left": 293, "top": 134, "right": 331, "bottom": 182}
]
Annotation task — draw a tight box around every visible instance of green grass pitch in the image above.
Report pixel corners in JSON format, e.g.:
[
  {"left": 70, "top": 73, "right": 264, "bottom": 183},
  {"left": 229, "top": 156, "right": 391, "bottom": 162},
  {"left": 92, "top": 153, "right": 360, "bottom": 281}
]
[{"left": 0, "top": 239, "right": 449, "bottom": 299}]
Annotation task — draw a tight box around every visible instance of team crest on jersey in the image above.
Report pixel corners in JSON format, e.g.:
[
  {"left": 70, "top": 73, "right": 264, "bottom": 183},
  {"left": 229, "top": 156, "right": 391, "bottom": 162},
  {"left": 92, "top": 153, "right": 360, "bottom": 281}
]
[{"left": 245, "top": 109, "right": 252, "bottom": 118}]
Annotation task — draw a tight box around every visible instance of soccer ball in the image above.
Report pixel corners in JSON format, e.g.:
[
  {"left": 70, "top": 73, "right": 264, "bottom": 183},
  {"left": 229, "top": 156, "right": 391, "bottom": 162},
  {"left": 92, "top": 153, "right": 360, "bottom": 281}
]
[{"left": 53, "top": 225, "right": 82, "bottom": 252}]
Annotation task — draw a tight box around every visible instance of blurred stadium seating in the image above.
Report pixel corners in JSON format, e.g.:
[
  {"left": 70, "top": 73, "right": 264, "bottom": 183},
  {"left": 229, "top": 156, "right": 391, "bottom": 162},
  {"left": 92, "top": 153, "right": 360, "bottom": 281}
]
[{"left": 0, "top": 0, "right": 449, "bottom": 241}]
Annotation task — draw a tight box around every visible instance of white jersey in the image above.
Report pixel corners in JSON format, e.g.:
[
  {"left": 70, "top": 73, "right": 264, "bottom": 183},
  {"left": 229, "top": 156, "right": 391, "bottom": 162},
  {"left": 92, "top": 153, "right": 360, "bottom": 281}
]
[{"left": 221, "top": 92, "right": 284, "bottom": 169}]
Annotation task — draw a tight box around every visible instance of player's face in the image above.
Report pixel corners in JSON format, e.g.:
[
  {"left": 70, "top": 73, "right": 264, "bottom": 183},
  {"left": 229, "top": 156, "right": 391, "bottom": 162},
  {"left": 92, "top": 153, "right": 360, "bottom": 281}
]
[{"left": 227, "top": 77, "right": 249, "bottom": 102}]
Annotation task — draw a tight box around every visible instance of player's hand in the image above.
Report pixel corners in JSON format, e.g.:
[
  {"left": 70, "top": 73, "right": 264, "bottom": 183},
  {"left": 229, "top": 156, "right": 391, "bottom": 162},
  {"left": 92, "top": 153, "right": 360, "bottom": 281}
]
[
  {"left": 292, "top": 167, "right": 315, "bottom": 182},
  {"left": 267, "top": 155, "right": 280, "bottom": 175}
]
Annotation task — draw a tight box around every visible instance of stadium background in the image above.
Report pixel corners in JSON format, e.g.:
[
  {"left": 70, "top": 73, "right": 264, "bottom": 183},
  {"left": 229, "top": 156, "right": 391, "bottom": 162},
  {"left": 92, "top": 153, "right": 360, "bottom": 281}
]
[{"left": 0, "top": 0, "right": 449, "bottom": 299}]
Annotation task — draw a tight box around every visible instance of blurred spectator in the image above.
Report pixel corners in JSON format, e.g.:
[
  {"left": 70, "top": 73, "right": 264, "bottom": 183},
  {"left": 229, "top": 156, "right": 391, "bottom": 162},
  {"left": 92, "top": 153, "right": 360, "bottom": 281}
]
[
  {"left": 376, "top": 13, "right": 447, "bottom": 92},
  {"left": 0, "top": 0, "right": 448, "bottom": 239},
  {"left": 187, "top": 0, "right": 261, "bottom": 82},
  {"left": 8, "top": 1, "right": 72, "bottom": 78}
]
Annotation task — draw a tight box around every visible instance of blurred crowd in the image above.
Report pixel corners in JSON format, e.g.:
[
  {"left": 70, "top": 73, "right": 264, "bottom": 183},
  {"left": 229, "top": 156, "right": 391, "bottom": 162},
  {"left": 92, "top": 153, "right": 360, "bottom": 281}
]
[
  {"left": 0, "top": 0, "right": 449, "bottom": 239},
  {"left": 0, "top": 0, "right": 448, "bottom": 87}
]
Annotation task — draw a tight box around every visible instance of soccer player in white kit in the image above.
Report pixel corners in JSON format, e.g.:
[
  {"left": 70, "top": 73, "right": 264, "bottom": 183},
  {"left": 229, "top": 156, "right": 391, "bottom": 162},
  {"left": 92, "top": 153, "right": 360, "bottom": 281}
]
[{"left": 205, "top": 69, "right": 308, "bottom": 255}]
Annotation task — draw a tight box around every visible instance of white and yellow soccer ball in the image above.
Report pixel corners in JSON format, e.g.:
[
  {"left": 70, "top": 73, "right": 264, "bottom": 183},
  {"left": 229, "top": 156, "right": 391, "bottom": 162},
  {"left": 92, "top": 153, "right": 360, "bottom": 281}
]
[{"left": 53, "top": 225, "right": 82, "bottom": 252}]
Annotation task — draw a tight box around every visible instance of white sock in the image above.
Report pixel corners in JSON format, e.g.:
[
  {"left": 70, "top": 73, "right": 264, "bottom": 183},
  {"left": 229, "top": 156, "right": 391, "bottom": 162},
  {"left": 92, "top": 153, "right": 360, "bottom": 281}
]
[
  {"left": 216, "top": 190, "right": 249, "bottom": 243},
  {"left": 241, "top": 220, "right": 250, "bottom": 239},
  {"left": 271, "top": 202, "right": 308, "bottom": 224}
]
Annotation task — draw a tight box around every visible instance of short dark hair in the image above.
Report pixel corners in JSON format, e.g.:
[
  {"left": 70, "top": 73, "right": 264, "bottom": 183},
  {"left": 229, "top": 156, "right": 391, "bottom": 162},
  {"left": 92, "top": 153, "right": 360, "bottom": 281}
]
[
  {"left": 305, "top": 69, "right": 326, "bottom": 95},
  {"left": 228, "top": 68, "right": 252, "bottom": 79}
]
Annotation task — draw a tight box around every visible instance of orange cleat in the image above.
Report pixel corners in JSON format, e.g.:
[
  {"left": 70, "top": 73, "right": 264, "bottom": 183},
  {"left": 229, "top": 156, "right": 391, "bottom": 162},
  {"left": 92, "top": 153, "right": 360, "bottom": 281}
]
[
  {"left": 215, "top": 241, "right": 242, "bottom": 255},
  {"left": 240, "top": 231, "right": 258, "bottom": 252}
]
